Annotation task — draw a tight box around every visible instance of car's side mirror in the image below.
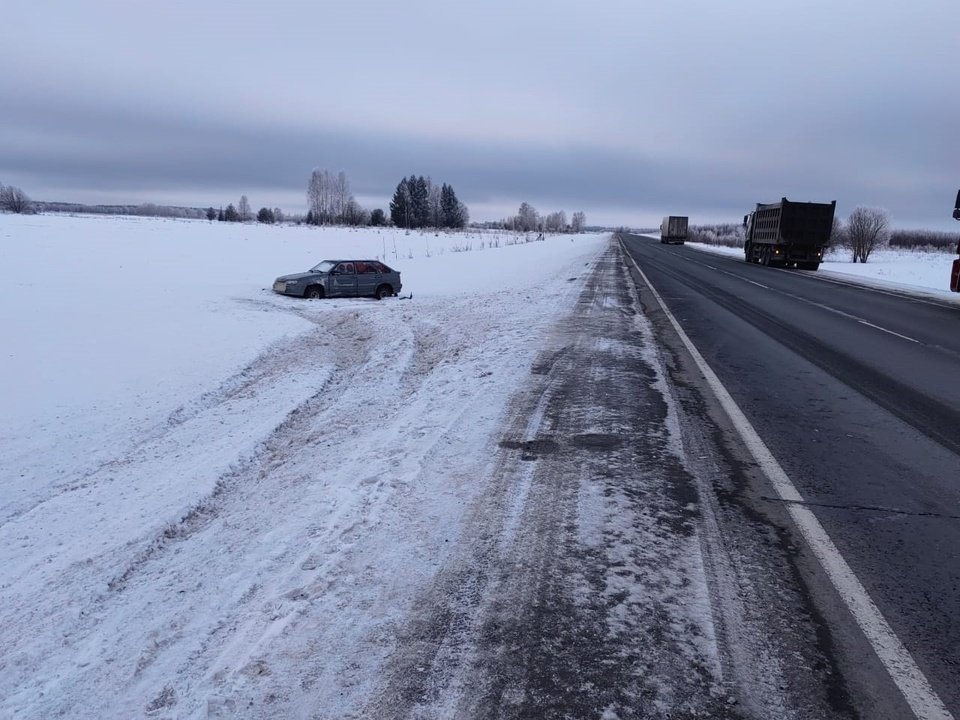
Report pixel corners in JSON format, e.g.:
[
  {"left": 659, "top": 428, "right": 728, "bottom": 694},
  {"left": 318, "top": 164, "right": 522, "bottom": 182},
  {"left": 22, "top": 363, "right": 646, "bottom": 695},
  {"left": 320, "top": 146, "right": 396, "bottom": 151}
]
[{"left": 330, "top": 269, "right": 339, "bottom": 275}]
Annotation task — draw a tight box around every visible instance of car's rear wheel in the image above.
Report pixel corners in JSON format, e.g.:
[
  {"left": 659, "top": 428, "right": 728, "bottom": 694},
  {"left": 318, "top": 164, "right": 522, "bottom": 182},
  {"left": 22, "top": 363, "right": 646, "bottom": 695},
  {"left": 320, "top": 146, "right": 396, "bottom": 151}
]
[
  {"left": 305, "top": 286, "right": 325, "bottom": 299},
  {"left": 375, "top": 284, "right": 393, "bottom": 300}
]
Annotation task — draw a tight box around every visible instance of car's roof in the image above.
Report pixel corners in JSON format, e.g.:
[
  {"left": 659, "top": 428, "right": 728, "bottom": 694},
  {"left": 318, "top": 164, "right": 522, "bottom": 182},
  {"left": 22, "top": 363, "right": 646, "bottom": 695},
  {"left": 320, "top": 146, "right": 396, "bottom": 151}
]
[{"left": 324, "top": 259, "right": 391, "bottom": 264}]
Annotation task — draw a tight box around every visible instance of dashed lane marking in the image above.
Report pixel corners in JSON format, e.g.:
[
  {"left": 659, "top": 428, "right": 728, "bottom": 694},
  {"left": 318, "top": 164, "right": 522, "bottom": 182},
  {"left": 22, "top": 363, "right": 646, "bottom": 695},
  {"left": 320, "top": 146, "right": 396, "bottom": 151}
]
[{"left": 676, "top": 252, "right": 921, "bottom": 343}]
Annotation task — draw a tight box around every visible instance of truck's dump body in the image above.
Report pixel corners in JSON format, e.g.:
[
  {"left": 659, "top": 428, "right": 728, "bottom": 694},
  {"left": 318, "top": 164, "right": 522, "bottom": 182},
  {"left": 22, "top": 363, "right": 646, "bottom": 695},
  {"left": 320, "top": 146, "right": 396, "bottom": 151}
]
[
  {"left": 660, "top": 215, "right": 688, "bottom": 244},
  {"left": 744, "top": 198, "right": 835, "bottom": 269},
  {"left": 751, "top": 199, "right": 835, "bottom": 245}
]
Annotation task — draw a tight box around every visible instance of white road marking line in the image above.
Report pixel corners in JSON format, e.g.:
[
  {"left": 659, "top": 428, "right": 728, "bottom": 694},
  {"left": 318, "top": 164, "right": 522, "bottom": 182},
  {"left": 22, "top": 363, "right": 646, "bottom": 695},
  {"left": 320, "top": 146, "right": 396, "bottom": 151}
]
[
  {"left": 858, "top": 320, "right": 921, "bottom": 343},
  {"left": 622, "top": 248, "right": 954, "bottom": 720},
  {"left": 671, "top": 247, "right": 922, "bottom": 344}
]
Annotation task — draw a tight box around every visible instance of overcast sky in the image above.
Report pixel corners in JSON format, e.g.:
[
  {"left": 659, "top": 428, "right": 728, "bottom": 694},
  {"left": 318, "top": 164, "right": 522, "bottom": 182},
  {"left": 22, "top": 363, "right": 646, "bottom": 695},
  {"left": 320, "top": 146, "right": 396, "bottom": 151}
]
[{"left": 2, "top": 0, "right": 958, "bottom": 228}]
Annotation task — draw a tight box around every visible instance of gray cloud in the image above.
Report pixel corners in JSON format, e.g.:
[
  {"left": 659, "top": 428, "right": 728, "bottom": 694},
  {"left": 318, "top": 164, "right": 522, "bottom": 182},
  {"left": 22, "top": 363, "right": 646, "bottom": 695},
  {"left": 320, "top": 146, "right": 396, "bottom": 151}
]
[{"left": 2, "top": 0, "right": 959, "bottom": 228}]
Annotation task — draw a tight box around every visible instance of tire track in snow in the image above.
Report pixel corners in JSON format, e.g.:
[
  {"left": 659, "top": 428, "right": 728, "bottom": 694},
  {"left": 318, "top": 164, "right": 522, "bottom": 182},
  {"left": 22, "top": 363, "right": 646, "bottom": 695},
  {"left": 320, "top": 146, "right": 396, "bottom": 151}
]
[{"left": 366, "top": 248, "right": 742, "bottom": 719}]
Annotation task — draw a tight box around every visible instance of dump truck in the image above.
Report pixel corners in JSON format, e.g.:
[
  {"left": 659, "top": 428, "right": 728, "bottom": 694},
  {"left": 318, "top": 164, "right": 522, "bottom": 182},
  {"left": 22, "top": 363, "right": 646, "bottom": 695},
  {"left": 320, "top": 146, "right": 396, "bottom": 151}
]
[
  {"left": 660, "top": 216, "right": 688, "bottom": 244},
  {"left": 951, "top": 190, "right": 960, "bottom": 292},
  {"left": 743, "top": 198, "right": 836, "bottom": 270}
]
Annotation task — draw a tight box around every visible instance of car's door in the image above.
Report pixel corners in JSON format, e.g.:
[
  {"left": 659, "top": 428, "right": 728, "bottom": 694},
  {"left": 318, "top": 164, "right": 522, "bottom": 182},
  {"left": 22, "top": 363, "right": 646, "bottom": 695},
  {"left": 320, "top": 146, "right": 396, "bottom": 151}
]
[
  {"left": 329, "top": 262, "right": 358, "bottom": 297},
  {"left": 355, "top": 261, "right": 380, "bottom": 296}
]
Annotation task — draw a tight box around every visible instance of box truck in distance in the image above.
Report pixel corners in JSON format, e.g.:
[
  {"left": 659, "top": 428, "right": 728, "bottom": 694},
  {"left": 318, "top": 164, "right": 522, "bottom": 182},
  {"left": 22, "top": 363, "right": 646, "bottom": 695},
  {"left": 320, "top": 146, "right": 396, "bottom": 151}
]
[{"left": 660, "top": 216, "right": 688, "bottom": 244}]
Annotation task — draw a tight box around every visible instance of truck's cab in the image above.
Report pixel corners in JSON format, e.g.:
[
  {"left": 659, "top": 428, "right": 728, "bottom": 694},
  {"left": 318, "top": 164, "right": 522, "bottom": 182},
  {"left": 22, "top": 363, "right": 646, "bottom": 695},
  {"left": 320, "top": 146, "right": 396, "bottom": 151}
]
[{"left": 951, "top": 190, "right": 960, "bottom": 292}]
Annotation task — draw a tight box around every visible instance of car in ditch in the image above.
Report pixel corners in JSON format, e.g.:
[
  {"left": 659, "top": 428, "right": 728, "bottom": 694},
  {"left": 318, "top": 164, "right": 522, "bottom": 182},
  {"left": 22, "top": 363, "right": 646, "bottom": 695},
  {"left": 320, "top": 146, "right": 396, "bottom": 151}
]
[{"left": 272, "top": 260, "right": 402, "bottom": 300}]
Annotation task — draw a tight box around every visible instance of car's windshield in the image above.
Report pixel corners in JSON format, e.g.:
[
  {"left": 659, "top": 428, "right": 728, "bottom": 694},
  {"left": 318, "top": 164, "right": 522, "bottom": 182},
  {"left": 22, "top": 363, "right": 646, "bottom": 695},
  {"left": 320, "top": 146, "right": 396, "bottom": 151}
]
[{"left": 310, "top": 261, "right": 336, "bottom": 273}]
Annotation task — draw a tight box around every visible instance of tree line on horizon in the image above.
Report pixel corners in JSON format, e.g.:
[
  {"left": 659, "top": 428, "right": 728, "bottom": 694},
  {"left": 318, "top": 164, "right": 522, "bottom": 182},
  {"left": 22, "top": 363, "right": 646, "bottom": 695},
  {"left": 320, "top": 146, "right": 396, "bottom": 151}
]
[
  {"left": 206, "top": 196, "right": 285, "bottom": 224},
  {"left": 492, "top": 202, "right": 586, "bottom": 233},
  {"left": 5, "top": 175, "right": 580, "bottom": 232}
]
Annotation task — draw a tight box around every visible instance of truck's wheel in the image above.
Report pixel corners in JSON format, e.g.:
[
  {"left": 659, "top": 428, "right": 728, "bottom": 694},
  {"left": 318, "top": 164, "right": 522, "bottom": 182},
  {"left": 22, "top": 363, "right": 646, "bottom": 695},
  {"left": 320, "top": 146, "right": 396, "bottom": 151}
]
[{"left": 760, "top": 247, "right": 769, "bottom": 266}]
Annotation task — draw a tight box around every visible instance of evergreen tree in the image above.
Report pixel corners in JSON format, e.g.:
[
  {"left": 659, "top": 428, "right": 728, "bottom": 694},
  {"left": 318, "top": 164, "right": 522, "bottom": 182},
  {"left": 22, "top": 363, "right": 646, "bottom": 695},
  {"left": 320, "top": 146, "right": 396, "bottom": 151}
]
[
  {"left": 205, "top": 207, "right": 217, "bottom": 221},
  {"left": 441, "top": 184, "right": 466, "bottom": 228},
  {"left": 370, "top": 208, "right": 386, "bottom": 226},
  {"left": 390, "top": 178, "right": 411, "bottom": 228},
  {"left": 409, "top": 175, "right": 429, "bottom": 228},
  {"left": 223, "top": 204, "right": 239, "bottom": 222},
  {"left": 217, "top": 207, "right": 224, "bottom": 221},
  {"left": 257, "top": 207, "right": 275, "bottom": 223}
]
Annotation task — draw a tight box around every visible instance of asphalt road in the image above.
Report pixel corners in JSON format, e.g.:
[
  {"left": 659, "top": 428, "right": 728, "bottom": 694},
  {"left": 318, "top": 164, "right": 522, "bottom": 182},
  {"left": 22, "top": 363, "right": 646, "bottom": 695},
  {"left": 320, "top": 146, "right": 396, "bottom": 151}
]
[{"left": 620, "top": 234, "right": 960, "bottom": 718}]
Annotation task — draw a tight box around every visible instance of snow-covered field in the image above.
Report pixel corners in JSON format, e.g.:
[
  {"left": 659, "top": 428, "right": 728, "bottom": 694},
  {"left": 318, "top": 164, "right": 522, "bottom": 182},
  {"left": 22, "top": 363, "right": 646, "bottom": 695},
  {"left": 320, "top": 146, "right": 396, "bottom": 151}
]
[
  {"left": 0, "top": 213, "right": 607, "bottom": 717},
  {"left": 3, "top": 214, "right": 957, "bottom": 717}
]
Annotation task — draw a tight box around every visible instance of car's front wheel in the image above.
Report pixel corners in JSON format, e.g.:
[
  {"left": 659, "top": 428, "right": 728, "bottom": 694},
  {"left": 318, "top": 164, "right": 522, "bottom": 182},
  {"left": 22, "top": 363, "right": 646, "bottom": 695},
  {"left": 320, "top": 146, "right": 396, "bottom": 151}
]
[
  {"left": 305, "top": 286, "right": 325, "bottom": 299},
  {"left": 374, "top": 284, "right": 393, "bottom": 300}
]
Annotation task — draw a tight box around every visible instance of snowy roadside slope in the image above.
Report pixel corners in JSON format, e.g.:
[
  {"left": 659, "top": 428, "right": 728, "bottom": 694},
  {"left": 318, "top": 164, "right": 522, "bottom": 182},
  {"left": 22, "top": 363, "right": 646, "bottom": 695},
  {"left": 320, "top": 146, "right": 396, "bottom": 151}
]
[{"left": 0, "top": 213, "right": 607, "bottom": 718}]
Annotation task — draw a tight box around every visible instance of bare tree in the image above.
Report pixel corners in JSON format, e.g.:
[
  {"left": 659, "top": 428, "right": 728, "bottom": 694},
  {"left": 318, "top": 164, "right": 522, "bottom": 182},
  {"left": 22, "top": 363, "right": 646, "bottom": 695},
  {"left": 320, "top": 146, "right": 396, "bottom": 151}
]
[
  {"left": 343, "top": 198, "right": 369, "bottom": 226},
  {"left": 544, "top": 210, "right": 567, "bottom": 232},
  {"left": 238, "top": 195, "right": 252, "bottom": 222},
  {"left": 308, "top": 169, "right": 359, "bottom": 225},
  {"left": 846, "top": 207, "right": 890, "bottom": 263},
  {"left": 307, "top": 169, "right": 325, "bottom": 224},
  {"left": 827, "top": 216, "right": 846, "bottom": 252},
  {"left": 455, "top": 200, "right": 469, "bottom": 228},
  {"left": 516, "top": 202, "right": 538, "bottom": 232},
  {"left": 273, "top": 207, "right": 284, "bottom": 224},
  {"left": 571, "top": 211, "right": 586, "bottom": 233},
  {"left": 334, "top": 171, "right": 350, "bottom": 223},
  {"left": 0, "top": 184, "right": 34, "bottom": 214},
  {"left": 427, "top": 179, "right": 442, "bottom": 228}
]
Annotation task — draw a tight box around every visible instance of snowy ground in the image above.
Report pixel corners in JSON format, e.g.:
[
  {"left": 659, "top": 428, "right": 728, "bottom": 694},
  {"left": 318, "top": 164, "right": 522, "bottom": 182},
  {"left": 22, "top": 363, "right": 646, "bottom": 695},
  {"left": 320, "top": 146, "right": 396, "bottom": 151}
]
[
  {"left": 2, "top": 214, "right": 957, "bottom": 717},
  {"left": 0, "top": 214, "right": 609, "bottom": 717}
]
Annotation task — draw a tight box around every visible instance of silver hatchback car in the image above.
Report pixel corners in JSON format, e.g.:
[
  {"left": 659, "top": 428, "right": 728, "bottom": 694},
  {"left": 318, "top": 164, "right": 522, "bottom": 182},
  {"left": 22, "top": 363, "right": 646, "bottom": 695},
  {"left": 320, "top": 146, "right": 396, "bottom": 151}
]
[{"left": 273, "top": 260, "right": 402, "bottom": 300}]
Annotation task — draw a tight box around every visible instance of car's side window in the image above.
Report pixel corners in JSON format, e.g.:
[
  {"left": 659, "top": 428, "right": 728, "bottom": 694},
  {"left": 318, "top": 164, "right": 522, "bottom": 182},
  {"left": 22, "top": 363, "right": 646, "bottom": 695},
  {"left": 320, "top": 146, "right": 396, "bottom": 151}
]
[{"left": 340, "top": 263, "right": 355, "bottom": 274}]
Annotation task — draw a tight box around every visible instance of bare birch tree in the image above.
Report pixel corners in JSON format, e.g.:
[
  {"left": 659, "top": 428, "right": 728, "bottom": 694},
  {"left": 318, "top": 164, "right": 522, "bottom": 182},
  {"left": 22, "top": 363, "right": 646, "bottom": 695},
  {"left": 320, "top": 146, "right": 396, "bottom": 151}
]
[
  {"left": 238, "top": 195, "right": 252, "bottom": 222},
  {"left": 571, "top": 211, "right": 586, "bottom": 232},
  {"left": 846, "top": 207, "right": 890, "bottom": 263}
]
